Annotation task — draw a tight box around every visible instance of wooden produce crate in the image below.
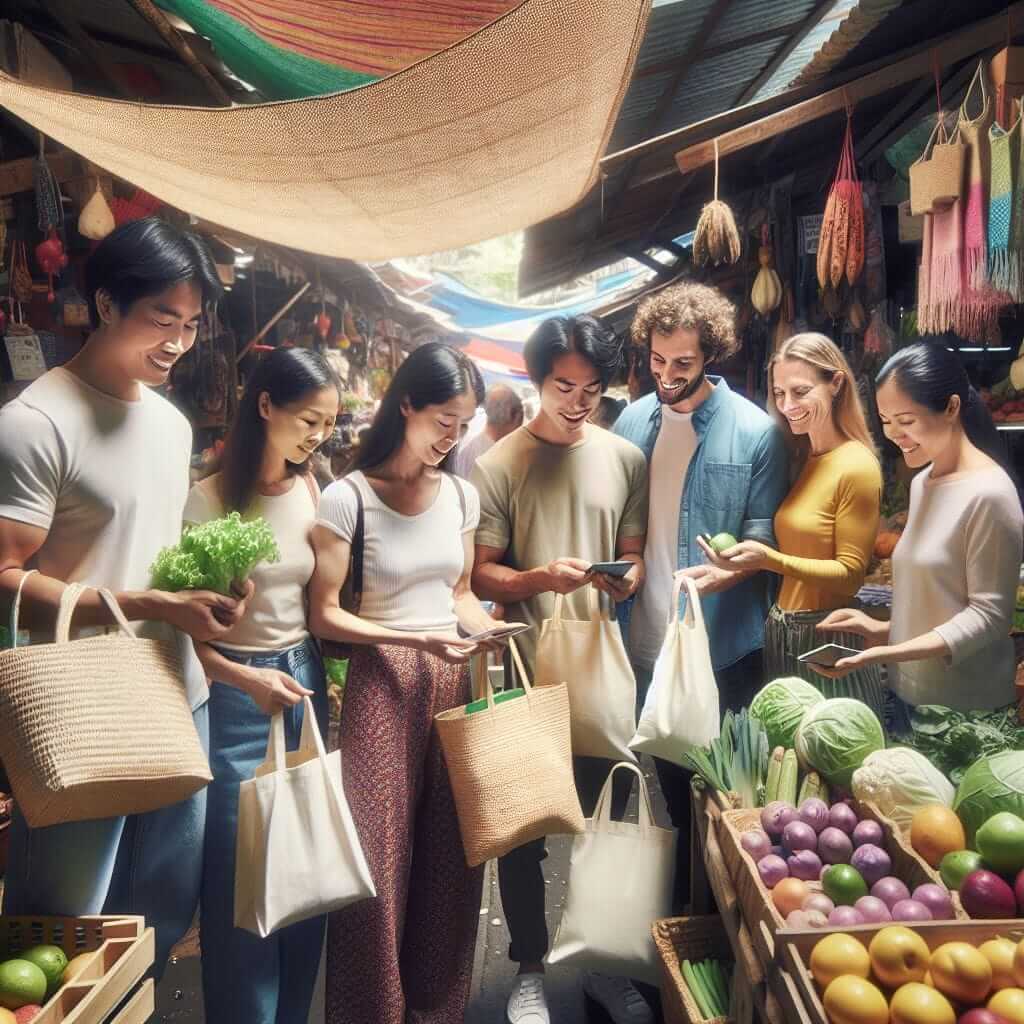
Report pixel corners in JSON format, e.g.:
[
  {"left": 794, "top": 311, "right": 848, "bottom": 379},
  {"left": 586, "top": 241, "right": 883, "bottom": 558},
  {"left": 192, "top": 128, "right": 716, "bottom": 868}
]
[
  {"left": 716, "top": 801, "right": 966, "bottom": 965},
  {"left": 776, "top": 919, "right": 1024, "bottom": 1024},
  {"left": 0, "top": 915, "right": 154, "bottom": 1024},
  {"left": 108, "top": 979, "right": 153, "bottom": 1024},
  {"left": 654, "top": 915, "right": 733, "bottom": 1024}
]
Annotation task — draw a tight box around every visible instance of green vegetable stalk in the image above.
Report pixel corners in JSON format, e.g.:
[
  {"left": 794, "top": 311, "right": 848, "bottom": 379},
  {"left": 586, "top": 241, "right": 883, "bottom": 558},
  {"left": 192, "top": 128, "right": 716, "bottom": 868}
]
[{"left": 150, "top": 512, "right": 280, "bottom": 595}]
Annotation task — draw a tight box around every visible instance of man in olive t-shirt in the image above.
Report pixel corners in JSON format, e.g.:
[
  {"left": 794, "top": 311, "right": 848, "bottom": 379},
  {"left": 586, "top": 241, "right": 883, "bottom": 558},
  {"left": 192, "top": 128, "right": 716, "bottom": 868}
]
[{"left": 471, "top": 315, "right": 650, "bottom": 1024}]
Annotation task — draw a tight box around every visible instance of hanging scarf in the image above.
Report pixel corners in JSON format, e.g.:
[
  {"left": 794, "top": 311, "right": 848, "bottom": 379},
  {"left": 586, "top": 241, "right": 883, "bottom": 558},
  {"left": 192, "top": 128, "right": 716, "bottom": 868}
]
[{"left": 988, "top": 112, "right": 1020, "bottom": 296}]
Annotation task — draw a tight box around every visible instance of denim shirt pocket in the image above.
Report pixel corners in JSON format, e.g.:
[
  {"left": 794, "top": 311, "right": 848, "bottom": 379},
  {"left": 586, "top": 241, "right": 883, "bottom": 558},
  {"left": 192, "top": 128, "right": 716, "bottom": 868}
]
[{"left": 701, "top": 462, "right": 752, "bottom": 512}]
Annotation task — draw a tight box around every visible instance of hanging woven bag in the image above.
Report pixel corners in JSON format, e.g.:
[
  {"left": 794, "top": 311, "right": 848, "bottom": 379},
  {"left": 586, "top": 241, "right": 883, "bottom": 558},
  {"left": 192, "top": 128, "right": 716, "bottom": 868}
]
[{"left": 910, "top": 115, "right": 966, "bottom": 215}]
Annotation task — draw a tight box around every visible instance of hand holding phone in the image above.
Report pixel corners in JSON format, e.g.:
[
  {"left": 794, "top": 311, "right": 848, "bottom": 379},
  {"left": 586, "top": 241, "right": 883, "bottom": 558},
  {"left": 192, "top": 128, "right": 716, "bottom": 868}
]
[
  {"left": 462, "top": 622, "right": 531, "bottom": 644},
  {"left": 797, "top": 643, "right": 862, "bottom": 668},
  {"left": 587, "top": 561, "right": 633, "bottom": 578}
]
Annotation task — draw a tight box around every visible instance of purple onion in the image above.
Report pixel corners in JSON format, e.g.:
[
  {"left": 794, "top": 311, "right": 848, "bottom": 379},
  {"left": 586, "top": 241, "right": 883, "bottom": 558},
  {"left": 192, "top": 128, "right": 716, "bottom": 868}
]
[
  {"left": 760, "top": 802, "right": 793, "bottom": 841},
  {"left": 853, "top": 896, "right": 892, "bottom": 923},
  {"left": 911, "top": 883, "right": 954, "bottom": 921},
  {"left": 757, "top": 854, "right": 789, "bottom": 889},
  {"left": 852, "top": 819, "right": 884, "bottom": 849},
  {"left": 787, "top": 849, "right": 823, "bottom": 881},
  {"left": 850, "top": 844, "right": 892, "bottom": 887},
  {"left": 782, "top": 820, "right": 818, "bottom": 853},
  {"left": 817, "top": 826, "right": 854, "bottom": 865},
  {"left": 777, "top": 806, "right": 801, "bottom": 833},
  {"left": 828, "top": 906, "right": 865, "bottom": 926},
  {"left": 891, "top": 899, "right": 933, "bottom": 922},
  {"left": 741, "top": 830, "right": 773, "bottom": 862},
  {"left": 828, "top": 802, "right": 859, "bottom": 835},
  {"left": 802, "top": 893, "right": 835, "bottom": 916},
  {"left": 798, "top": 798, "right": 830, "bottom": 834},
  {"left": 870, "top": 876, "right": 911, "bottom": 909}
]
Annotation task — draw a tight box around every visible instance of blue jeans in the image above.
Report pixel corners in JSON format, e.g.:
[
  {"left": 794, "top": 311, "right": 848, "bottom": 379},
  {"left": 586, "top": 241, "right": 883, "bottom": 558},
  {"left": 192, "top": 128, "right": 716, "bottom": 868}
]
[
  {"left": 200, "top": 637, "right": 328, "bottom": 1024},
  {"left": 3, "top": 703, "right": 210, "bottom": 978}
]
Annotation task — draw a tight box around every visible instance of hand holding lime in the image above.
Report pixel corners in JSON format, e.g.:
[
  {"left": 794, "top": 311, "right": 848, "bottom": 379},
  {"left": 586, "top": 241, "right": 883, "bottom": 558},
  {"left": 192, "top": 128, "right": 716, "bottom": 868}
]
[{"left": 706, "top": 532, "right": 738, "bottom": 555}]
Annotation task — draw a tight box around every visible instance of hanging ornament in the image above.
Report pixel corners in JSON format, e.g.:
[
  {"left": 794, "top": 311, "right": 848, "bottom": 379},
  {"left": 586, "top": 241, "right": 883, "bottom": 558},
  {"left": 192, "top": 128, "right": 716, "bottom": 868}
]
[
  {"left": 751, "top": 225, "right": 782, "bottom": 316},
  {"left": 11, "top": 240, "right": 33, "bottom": 304},
  {"left": 33, "top": 136, "right": 64, "bottom": 234},
  {"left": 78, "top": 181, "right": 116, "bottom": 240},
  {"left": 693, "top": 139, "right": 741, "bottom": 266},
  {"left": 35, "top": 229, "right": 68, "bottom": 303}
]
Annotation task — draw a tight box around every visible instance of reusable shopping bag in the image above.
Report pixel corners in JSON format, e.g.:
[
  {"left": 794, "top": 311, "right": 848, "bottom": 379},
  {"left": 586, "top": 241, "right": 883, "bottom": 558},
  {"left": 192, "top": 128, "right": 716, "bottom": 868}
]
[
  {"left": 435, "top": 639, "right": 584, "bottom": 867},
  {"left": 0, "top": 571, "right": 211, "bottom": 827},
  {"left": 535, "top": 586, "right": 637, "bottom": 761},
  {"left": 234, "top": 696, "right": 375, "bottom": 937},
  {"left": 547, "top": 761, "right": 676, "bottom": 984},
  {"left": 630, "top": 573, "right": 719, "bottom": 759}
]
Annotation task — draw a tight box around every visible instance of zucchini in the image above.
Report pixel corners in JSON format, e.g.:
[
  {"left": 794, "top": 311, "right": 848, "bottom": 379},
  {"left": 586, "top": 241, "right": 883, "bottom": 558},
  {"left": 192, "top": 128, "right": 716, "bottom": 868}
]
[
  {"left": 778, "top": 748, "right": 799, "bottom": 806},
  {"left": 764, "top": 746, "right": 785, "bottom": 805}
]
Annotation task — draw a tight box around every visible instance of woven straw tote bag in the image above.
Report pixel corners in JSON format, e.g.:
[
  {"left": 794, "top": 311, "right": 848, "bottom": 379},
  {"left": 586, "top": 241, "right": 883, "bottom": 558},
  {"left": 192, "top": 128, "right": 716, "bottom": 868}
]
[
  {"left": 435, "top": 637, "right": 584, "bottom": 867},
  {"left": 0, "top": 572, "right": 212, "bottom": 827},
  {"left": 909, "top": 115, "right": 965, "bottom": 215}
]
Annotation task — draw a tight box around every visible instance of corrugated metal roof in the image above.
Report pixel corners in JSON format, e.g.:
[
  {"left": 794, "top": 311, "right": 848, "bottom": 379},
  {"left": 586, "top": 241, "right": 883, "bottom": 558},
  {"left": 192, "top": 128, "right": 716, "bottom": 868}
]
[
  {"left": 635, "top": 0, "right": 718, "bottom": 73},
  {"left": 707, "top": 0, "right": 818, "bottom": 48}
]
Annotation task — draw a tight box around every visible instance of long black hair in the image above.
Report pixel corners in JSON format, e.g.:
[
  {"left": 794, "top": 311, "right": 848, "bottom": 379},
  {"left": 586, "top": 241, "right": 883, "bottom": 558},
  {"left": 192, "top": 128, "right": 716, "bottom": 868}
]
[
  {"left": 875, "top": 342, "right": 1008, "bottom": 469},
  {"left": 356, "top": 343, "right": 484, "bottom": 472},
  {"left": 219, "top": 347, "right": 342, "bottom": 513},
  {"left": 84, "top": 217, "right": 223, "bottom": 327}
]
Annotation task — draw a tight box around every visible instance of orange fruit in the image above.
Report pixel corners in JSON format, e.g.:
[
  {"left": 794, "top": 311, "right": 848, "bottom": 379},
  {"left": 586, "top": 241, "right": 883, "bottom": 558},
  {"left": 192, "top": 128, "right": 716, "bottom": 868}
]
[{"left": 910, "top": 805, "right": 967, "bottom": 868}]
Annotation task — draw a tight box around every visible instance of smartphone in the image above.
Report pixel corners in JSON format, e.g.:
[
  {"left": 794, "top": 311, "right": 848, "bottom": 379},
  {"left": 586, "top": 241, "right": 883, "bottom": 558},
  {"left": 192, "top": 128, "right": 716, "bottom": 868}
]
[
  {"left": 797, "top": 643, "right": 861, "bottom": 668},
  {"left": 463, "top": 622, "right": 531, "bottom": 644},
  {"left": 587, "top": 561, "right": 632, "bottom": 578}
]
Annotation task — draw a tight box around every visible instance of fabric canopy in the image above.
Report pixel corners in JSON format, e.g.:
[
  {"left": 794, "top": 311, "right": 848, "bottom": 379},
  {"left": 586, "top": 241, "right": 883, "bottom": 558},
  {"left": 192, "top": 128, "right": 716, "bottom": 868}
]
[
  {"left": 0, "top": 0, "right": 649, "bottom": 261},
  {"left": 156, "top": 0, "right": 520, "bottom": 99}
]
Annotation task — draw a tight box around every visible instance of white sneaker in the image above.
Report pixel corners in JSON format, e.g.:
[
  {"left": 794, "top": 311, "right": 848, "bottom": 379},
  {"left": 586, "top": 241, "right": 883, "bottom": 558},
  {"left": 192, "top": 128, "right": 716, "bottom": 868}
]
[
  {"left": 506, "top": 972, "right": 551, "bottom": 1024},
  {"left": 582, "top": 972, "right": 654, "bottom": 1023}
]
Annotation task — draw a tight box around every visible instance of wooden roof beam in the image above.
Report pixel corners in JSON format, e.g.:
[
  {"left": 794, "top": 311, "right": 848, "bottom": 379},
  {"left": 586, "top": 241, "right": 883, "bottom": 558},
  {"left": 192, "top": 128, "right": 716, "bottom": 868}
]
[{"left": 673, "top": 1, "right": 1024, "bottom": 174}]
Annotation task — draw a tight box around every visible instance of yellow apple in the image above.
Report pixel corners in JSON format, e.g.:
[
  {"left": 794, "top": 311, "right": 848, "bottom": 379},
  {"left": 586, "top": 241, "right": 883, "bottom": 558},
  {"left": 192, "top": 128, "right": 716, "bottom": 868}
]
[
  {"left": 981, "top": 937, "right": 1019, "bottom": 991},
  {"left": 868, "top": 926, "right": 931, "bottom": 989},
  {"left": 989, "top": 987, "right": 1024, "bottom": 1024},
  {"left": 890, "top": 982, "right": 955, "bottom": 1024},
  {"left": 929, "top": 941, "right": 993, "bottom": 1005}
]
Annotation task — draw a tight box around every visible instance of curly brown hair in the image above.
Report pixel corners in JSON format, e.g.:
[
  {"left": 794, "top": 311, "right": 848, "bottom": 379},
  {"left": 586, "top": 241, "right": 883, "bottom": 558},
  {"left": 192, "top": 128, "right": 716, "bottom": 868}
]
[{"left": 630, "top": 282, "right": 739, "bottom": 364}]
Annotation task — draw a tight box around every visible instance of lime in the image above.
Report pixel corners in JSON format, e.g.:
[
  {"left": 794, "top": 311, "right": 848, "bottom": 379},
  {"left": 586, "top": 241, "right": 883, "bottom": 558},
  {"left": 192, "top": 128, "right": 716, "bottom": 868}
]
[
  {"left": 939, "top": 849, "right": 984, "bottom": 891},
  {"left": 21, "top": 946, "right": 67, "bottom": 998},
  {"left": 708, "top": 532, "right": 738, "bottom": 554},
  {"left": 0, "top": 960, "right": 46, "bottom": 1010},
  {"left": 822, "top": 864, "right": 869, "bottom": 906}
]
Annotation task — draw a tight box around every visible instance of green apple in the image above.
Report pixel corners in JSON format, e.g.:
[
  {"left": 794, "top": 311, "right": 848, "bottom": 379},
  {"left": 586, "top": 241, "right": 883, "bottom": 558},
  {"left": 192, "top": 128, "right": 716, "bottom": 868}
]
[
  {"left": 708, "top": 532, "right": 738, "bottom": 554},
  {"left": 976, "top": 812, "right": 1024, "bottom": 876}
]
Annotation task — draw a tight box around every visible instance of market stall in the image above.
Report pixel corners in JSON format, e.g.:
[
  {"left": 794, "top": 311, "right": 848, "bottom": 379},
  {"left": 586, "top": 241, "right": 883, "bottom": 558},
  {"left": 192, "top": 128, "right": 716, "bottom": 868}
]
[{"left": 656, "top": 682, "right": 1024, "bottom": 1024}]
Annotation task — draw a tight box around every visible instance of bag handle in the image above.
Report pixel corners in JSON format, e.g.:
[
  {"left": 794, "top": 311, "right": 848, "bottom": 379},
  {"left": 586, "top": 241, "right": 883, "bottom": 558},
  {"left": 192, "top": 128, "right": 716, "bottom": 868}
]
[
  {"left": 593, "top": 761, "right": 655, "bottom": 834},
  {"left": 8, "top": 568, "right": 36, "bottom": 648},
  {"left": 960, "top": 59, "right": 990, "bottom": 124},
  {"left": 550, "top": 585, "right": 606, "bottom": 628},
  {"left": 666, "top": 572, "right": 706, "bottom": 632},
  {"left": 474, "top": 636, "right": 535, "bottom": 712},
  {"left": 266, "top": 695, "right": 328, "bottom": 774},
  {"left": 54, "top": 583, "right": 136, "bottom": 644}
]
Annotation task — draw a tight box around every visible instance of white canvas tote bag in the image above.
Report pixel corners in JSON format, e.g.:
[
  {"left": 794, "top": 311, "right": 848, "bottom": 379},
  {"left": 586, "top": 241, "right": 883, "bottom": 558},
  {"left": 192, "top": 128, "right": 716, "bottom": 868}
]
[
  {"left": 547, "top": 761, "right": 676, "bottom": 984},
  {"left": 630, "top": 573, "right": 719, "bottom": 759},
  {"left": 234, "top": 696, "right": 375, "bottom": 937},
  {"left": 535, "top": 586, "right": 637, "bottom": 761}
]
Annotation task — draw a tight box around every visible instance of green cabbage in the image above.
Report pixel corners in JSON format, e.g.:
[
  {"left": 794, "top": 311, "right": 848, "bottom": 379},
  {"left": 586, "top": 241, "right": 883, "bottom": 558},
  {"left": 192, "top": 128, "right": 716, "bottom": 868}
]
[
  {"left": 953, "top": 750, "right": 1024, "bottom": 845},
  {"left": 748, "top": 677, "right": 826, "bottom": 749},
  {"left": 851, "top": 747, "right": 955, "bottom": 829},
  {"left": 795, "top": 698, "right": 885, "bottom": 790},
  {"left": 150, "top": 512, "right": 280, "bottom": 595}
]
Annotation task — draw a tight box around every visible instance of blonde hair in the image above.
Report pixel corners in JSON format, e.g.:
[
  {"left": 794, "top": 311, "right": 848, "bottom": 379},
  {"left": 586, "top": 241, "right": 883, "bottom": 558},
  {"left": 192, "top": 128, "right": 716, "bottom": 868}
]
[{"left": 768, "top": 333, "right": 876, "bottom": 460}]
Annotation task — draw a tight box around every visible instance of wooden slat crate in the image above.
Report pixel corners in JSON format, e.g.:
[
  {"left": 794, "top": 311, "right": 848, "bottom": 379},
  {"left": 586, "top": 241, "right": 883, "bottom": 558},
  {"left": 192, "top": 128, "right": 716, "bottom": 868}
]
[
  {"left": 776, "top": 919, "right": 1024, "bottom": 1024},
  {"left": 654, "top": 915, "right": 733, "bottom": 1024},
  {"left": 0, "top": 915, "right": 153, "bottom": 1024}
]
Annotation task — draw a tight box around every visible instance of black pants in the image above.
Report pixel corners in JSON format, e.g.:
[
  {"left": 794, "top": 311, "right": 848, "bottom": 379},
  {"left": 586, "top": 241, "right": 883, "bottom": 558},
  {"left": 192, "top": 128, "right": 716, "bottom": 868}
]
[
  {"left": 638, "top": 648, "right": 765, "bottom": 915},
  {"left": 497, "top": 755, "right": 632, "bottom": 964}
]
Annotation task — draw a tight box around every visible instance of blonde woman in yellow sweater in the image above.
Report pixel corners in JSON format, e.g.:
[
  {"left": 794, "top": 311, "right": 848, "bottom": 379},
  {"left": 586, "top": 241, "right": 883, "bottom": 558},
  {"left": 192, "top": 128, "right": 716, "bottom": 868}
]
[{"left": 697, "top": 333, "right": 885, "bottom": 719}]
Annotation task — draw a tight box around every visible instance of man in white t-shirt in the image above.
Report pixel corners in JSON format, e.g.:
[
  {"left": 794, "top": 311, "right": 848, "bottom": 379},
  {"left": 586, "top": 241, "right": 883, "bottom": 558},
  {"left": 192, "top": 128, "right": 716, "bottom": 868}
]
[
  {"left": 452, "top": 383, "right": 523, "bottom": 479},
  {"left": 0, "top": 218, "right": 249, "bottom": 975}
]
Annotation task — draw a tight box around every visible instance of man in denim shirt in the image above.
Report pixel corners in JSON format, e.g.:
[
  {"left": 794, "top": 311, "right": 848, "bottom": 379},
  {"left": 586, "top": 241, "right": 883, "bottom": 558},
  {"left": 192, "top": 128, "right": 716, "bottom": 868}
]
[{"left": 614, "top": 282, "right": 788, "bottom": 909}]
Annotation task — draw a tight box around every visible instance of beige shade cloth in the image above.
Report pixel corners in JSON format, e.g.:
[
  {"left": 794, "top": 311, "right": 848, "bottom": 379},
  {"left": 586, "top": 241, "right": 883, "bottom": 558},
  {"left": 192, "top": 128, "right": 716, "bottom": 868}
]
[{"left": 0, "top": 0, "right": 650, "bottom": 260}]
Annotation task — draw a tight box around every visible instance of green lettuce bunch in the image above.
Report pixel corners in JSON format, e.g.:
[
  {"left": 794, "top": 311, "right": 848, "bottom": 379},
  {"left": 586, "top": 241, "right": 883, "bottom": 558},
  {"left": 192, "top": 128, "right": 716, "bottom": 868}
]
[{"left": 151, "top": 512, "right": 280, "bottom": 595}]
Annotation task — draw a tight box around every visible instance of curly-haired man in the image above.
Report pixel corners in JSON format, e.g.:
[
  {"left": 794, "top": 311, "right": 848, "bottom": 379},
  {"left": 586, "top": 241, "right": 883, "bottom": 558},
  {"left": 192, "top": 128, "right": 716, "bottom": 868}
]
[{"left": 614, "top": 282, "right": 788, "bottom": 911}]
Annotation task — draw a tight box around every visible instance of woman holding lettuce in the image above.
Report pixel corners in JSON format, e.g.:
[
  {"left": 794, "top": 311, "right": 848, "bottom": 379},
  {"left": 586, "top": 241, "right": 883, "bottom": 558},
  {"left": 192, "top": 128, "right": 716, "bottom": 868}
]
[
  {"left": 183, "top": 346, "right": 341, "bottom": 1024},
  {"left": 0, "top": 218, "right": 246, "bottom": 973},
  {"left": 816, "top": 342, "right": 1023, "bottom": 727}
]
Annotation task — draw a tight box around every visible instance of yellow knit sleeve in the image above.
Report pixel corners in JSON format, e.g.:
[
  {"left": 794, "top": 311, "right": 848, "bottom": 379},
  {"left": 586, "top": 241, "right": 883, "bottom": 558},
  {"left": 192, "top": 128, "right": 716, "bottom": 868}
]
[{"left": 761, "top": 455, "right": 881, "bottom": 594}]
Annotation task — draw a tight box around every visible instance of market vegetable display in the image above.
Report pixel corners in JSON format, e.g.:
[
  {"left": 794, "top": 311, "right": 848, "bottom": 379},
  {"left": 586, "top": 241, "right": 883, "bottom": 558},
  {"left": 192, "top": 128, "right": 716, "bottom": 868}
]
[
  {"left": 150, "top": 512, "right": 280, "bottom": 596},
  {"left": 851, "top": 747, "right": 956, "bottom": 829},
  {"left": 810, "top": 927, "right": 1024, "bottom": 1023},
  {"left": 749, "top": 677, "right": 826, "bottom": 750},
  {"left": 680, "top": 957, "right": 732, "bottom": 1019},
  {"left": 795, "top": 698, "right": 885, "bottom": 789}
]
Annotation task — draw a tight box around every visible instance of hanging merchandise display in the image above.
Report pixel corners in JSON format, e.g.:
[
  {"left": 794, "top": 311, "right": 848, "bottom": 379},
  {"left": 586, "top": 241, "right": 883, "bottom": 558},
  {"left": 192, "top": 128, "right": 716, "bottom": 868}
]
[
  {"left": 751, "top": 224, "right": 782, "bottom": 316},
  {"left": 909, "top": 117, "right": 965, "bottom": 217},
  {"left": 918, "top": 61, "right": 1002, "bottom": 341},
  {"left": 77, "top": 181, "right": 116, "bottom": 241},
  {"left": 10, "top": 239, "right": 32, "bottom": 306},
  {"left": 988, "top": 101, "right": 1022, "bottom": 299},
  {"left": 817, "top": 106, "right": 864, "bottom": 291},
  {"left": 692, "top": 139, "right": 741, "bottom": 267}
]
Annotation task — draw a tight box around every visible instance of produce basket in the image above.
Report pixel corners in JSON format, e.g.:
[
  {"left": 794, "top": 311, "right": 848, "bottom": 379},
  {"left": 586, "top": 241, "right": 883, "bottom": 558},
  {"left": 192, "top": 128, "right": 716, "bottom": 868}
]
[
  {"left": 653, "top": 915, "right": 733, "bottom": 1024},
  {"left": 776, "top": 919, "right": 1024, "bottom": 1024},
  {"left": 0, "top": 915, "right": 154, "bottom": 1024},
  {"left": 717, "top": 801, "right": 967, "bottom": 960}
]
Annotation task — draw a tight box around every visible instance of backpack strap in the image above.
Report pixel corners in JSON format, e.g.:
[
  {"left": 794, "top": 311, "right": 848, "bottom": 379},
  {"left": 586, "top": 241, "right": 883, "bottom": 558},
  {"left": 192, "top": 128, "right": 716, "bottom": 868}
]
[{"left": 342, "top": 476, "right": 364, "bottom": 615}]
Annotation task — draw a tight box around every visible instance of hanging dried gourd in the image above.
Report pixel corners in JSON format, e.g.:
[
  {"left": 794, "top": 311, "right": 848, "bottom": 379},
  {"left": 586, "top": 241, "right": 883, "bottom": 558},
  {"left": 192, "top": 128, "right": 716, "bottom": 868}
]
[
  {"left": 751, "top": 225, "right": 782, "bottom": 316},
  {"left": 817, "top": 107, "right": 864, "bottom": 289},
  {"left": 692, "top": 139, "right": 741, "bottom": 266},
  {"left": 78, "top": 181, "right": 116, "bottom": 241}
]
